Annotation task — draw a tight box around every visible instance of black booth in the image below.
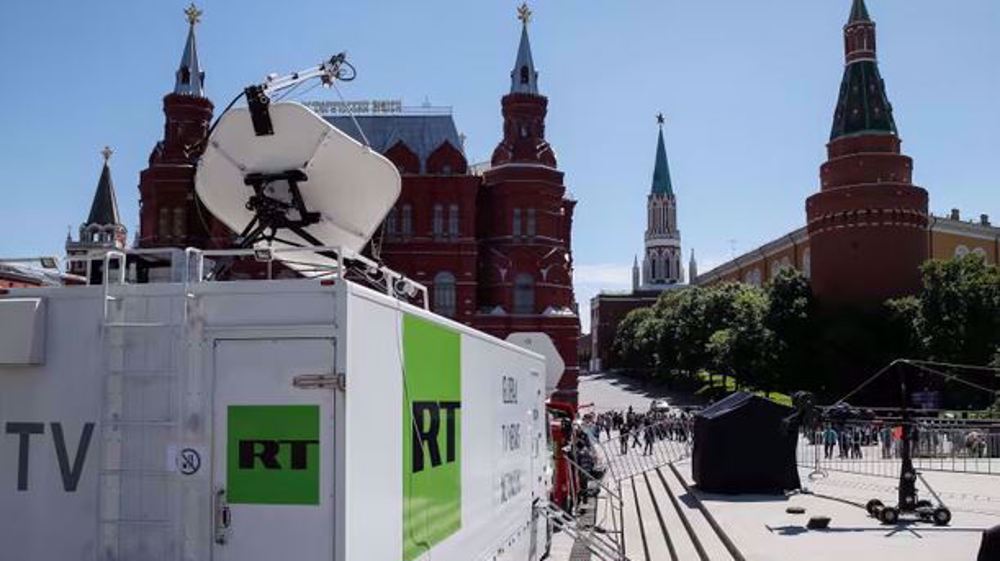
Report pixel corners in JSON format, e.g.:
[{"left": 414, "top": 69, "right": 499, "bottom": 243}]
[{"left": 692, "top": 392, "right": 801, "bottom": 494}]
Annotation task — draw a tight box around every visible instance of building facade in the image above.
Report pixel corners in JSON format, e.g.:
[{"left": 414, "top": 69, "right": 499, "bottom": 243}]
[
  {"left": 696, "top": 0, "right": 998, "bottom": 307},
  {"left": 129, "top": 5, "right": 582, "bottom": 404}
]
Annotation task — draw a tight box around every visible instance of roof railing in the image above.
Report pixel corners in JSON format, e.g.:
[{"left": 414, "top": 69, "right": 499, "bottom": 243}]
[{"left": 41, "top": 246, "right": 429, "bottom": 310}]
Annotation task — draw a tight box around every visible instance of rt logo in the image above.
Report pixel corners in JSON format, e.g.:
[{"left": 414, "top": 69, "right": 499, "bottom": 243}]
[
  {"left": 410, "top": 401, "right": 461, "bottom": 473},
  {"left": 238, "top": 439, "right": 319, "bottom": 470}
]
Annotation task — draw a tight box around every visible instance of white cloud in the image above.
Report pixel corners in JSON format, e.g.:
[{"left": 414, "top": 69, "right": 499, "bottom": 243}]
[
  {"left": 574, "top": 263, "right": 632, "bottom": 287},
  {"left": 574, "top": 262, "right": 632, "bottom": 334}
]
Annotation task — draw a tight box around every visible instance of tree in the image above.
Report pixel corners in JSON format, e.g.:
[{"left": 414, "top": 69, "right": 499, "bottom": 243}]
[
  {"left": 888, "top": 254, "right": 1000, "bottom": 366},
  {"left": 915, "top": 254, "right": 1000, "bottom": 366},
  {"left": 765, "top": 269, "right": 816, "bottom": 392},
  {"left": 706, "top": 284, "right": 774, "bottom": 391},
  {"left": 612, "top": 307, "right": 656, "bottom": 371}
]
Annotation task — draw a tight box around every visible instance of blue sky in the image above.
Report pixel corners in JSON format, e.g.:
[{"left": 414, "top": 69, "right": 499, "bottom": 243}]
[{"left": 1, "top": 1, "right": 998, "bottom": 332}]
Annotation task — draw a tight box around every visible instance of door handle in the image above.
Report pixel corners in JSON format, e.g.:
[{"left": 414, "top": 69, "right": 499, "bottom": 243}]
[{"left": 215, "top": 487, "right": 231, "bottom": 545}]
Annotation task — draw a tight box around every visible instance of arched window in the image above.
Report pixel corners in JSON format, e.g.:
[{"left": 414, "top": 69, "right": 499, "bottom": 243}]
[
  {"left": 173, "top": 207, "right": 186, "bottom": 238},
  {"left": 433, "top": 272, "right": 456, "bottom": 318},
  {"left": 448, "top": 204, "right": 459, "bottom": 237},
  {"left": 972, "top": 247, "right": 987, "bottom": 259},
  {"left": 520, "top": 66, "right": 530, "bottom": 84},
  {"left": 955, "top": 245, "right": 970, "bottom": 258},
  {"left": 803, "top": 248, "right": 811, "bottom": 279},
  {"left": 512, "top": 208, "right": 522, "bottom": 237},
  {"left": 159, "top": 208, "right": 170, "bottom": 239},
  {"left": 401, "top": 204, "right": 413, "bottom": 237},
  {"left": 513, "top": 274, "right": 534, "bottom": 314},
  {"left": 384, "top": 207, "right": 398, "bottom": 237},
  {"left": 650, "top": 255, "right": 657, "bottom": 279},
  {"left": 526, "top": 208, "right": 536, "bottom": 238},
  {"left": 432, "top": 204, "right": 444, "bottom": 238}
]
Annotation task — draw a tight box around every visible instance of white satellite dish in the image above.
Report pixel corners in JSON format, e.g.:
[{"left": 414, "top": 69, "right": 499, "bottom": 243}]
[
  {"left": 506, "top": 332, "right": 566, "bottom": 396},
  {"left": 195, "top": 101, "right": 400, "bottom": 273}
]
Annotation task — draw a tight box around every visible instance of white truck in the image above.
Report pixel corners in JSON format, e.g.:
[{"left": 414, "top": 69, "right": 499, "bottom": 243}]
[{"left": 0, "top": 248, "right": 553, "bottom": 561}]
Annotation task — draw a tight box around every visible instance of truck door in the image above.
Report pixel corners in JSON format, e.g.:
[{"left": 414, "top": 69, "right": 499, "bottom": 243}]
[{"left": 212, "top": 338, "right": 336, "bottom": 561}]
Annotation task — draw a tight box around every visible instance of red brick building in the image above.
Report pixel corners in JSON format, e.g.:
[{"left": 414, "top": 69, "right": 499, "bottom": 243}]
[{"left": 131, "top": 6, "right": 581, "bottom": 404}]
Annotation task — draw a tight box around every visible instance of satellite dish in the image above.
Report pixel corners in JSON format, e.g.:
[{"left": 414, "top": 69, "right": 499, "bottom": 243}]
[
  {"left": 195, "top": 101, "right": 400, "bottom": 273},
  {"left": 506, "top": 332, "right": 566, "bottom": 396}
]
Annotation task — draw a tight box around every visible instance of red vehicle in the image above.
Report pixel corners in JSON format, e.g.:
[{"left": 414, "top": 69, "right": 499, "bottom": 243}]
[{"left": 547, "top": 401, "right": 577, "bottom": 511}]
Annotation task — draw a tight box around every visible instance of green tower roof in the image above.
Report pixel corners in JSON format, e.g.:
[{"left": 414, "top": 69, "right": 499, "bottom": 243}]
[
  {"left": 830, "top": 0, "right": 897, "bottom": 141},
  {"left": 848, "top": 0, "right": 871, "bottom": 24},
  {"left": 651, "top": 117, "right": 673, "bottom": 195}
]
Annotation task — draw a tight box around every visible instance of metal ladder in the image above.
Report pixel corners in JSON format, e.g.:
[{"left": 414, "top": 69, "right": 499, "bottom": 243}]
[{"left": 96, "top": 251, "right": 199, "bottom": 561}]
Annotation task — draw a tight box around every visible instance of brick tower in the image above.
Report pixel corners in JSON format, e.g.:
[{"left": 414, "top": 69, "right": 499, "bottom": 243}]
[
  {"left": 137, "top": 4, "right": 225, "bottom": 249},
  {"left": 476, "top": 3, "right": 580, "bottom": 405},
  {"left": 806, "top": 0, "right": 928, "bottom": 308}
]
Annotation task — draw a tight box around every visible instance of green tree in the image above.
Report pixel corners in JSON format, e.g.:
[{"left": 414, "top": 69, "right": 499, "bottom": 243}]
[
  {"left": 765, "top": 269, "right": 816, "bottom": 393},
  {"left": 916, "top": 254, "right": 1000, "bottom": 366},
  {"left": 706, "top": 284, "right": 774, "bottom": 392},
  {"left": 612, "top": 307, "right": 656, "bottom": 371}
]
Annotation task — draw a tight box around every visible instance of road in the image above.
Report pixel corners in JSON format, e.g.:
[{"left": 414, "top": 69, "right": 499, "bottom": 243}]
[{"left": 578, "top": 370, "right": 702, "bottom": 413}]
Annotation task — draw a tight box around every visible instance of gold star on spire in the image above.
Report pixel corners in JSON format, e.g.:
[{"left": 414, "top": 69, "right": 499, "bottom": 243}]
[
  {"left": 656, "top": 112, "right": 665, "bottom": 126},
  {"left": 101, "top": 146, "right": 113, "bottom": 162},
  {"left": 184, "top": 3, "right": 202, "bottom": 26},
  {"left": 517, "top": 2, "right": 532, "bottom": 25}
]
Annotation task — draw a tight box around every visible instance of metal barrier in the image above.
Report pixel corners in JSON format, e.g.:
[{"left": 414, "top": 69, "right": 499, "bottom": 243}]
[
  {"left": 799, "top": 420, "right": 1000, "bottom": 479},
  {"left": 59, "top": 245, "right": 429, "bottom": 309},
  {"left": 590, "top": 419, "right": 694, "bottom": 482}
]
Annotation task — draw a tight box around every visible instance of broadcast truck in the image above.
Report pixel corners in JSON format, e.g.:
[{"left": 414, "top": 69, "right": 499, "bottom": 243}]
[{"left": 0, "top": 247, "right": 556, "bottom": 561}]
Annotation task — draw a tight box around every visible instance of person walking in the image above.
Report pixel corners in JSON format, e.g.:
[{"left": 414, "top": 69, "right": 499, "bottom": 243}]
[
  {"left": 643, "top": 424, "right": 654, "bottom": 456},
  {"left": 823, "top": 425, "right": 837, "bottom": 460}
]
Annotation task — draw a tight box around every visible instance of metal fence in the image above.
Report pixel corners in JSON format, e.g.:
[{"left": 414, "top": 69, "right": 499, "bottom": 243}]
[
  {"left": 589, "top": 419, "right": 694, "bottom": 482},
  {"left": 798, "top": 420, "right": 1000, "bottom": 478}
]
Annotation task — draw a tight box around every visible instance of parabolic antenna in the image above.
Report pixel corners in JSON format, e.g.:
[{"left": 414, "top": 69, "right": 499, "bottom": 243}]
[
  {"left": 506, "top": 332, "right": 566, "bottom": 396},
  {"left": 195, "top": 101, "right": 400, "bottom": 273}
]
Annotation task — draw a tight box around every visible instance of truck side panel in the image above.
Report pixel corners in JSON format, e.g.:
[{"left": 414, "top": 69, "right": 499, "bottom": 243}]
[
  {"left": 344, "top": 286, "right": 548, "bottom": 561},
  {"left": 1, "top": 291, "right": 104, "bottom": 561}
]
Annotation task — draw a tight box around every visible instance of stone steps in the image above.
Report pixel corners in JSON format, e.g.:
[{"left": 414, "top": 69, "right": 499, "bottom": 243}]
[{"left": 619, "top": 463, "right": 739, "bottom": 561}]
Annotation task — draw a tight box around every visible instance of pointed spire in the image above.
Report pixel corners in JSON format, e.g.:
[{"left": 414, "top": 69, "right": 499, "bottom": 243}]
[
  {"left": 86, "top": 146, "right": 121, "bottom": 226},
  {"left": 830, "top": 0, "right": 896, "bottom": 140},
  {"left": 848, "top": 0, "right": 871, "bottom": 24},
  {"left": 651, "top": 114, "right": 674, "bottom": 195},
  {"left": 510, "top": 3, "right": 539, "bottom": 95},
  {"left": 174, "top": 3, "right": 205, "bottom": 97}
]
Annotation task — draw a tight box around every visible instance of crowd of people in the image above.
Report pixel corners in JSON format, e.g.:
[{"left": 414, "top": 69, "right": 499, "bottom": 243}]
[
  {"left": 581, "top": 405, "right": 694, "bottom": 456},
  {"left": 813, "top": 421, "right": 995, "bottom": 461}
]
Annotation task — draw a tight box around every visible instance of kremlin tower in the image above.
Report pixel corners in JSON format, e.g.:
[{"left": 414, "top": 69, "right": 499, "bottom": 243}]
[
  {"left": 65, "top": 147, "right": 128, "bottom": 282},
  {"left": 805, "top": 0, "right": 929, "bottom": 308},
  {"left": 477, "top": 3, "right": 580, "bottom": 405},
  {"left": 137, "top": 4, "right": 226, "bottom": 250},
  {"left": 639, "top": 114, "right": 683, "bottom": 290}
]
